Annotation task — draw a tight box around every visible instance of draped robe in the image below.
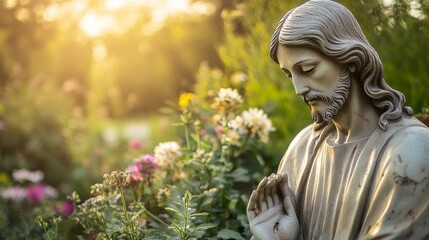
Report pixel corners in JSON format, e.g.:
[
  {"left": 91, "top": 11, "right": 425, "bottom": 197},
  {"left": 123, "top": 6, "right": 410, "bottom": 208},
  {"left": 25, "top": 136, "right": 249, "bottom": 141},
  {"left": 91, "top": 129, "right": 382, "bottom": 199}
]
[{"left": 277, "top": 116, "right": 429, "bottom": 239}]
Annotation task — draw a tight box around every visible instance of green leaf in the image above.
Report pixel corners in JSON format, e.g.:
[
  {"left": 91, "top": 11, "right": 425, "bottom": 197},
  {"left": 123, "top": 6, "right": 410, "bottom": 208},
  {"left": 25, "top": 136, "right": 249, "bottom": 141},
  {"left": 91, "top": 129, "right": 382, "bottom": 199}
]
[
  {"left": 195, "top": 223, "right": 218, "bottom": 231},
  {"left": 190, "top": 212, "right": 209, "bottom": 218},
  {"left": 217, "top": 229, "right": 246, "bottom": 240},
  {"left": 229, "top": 167, "right": 251, "bottom": 182},
  {"left": 165, "top": 207, "right": 184, "bottom": 218},
  {"left": 143, "top": 230, "right": 170, "bottom": 240}
]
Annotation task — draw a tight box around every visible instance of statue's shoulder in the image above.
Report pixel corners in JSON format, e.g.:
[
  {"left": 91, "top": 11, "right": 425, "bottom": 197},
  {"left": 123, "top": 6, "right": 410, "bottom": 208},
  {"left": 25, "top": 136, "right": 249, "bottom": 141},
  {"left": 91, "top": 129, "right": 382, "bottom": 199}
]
[
  {"left": 287, "top": 124, "right": 314, "bottom": 151},
  {"left": 382, "top": 117, "right": 429, "bottom": 182}
]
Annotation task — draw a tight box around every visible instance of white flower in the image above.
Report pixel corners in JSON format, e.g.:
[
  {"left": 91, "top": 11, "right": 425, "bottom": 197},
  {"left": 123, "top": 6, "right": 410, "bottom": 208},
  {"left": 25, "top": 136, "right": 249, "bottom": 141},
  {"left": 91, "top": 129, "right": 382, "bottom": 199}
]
[
  {"left": 216, "top": 88, "right": 243, "bottom": 104},
  {"left": 241, "top": 108, "right": 275, "bottom": 143},
  {"left": 1, "top": 187, "right": 27, "bottom": 201},
  {"left": 12, "top": 169, "right": 44, "bottom": 183},
  {"left": 229, "top": 115, "right": 246, "bottom": 135},
  {"left": 154, "top": 141, "right": 182, "bottom": 166},
  {"left": 225, "top": 129, "right": 241, "bottom": 146},
  {"left": 212, "top": 88, "right": 243, "bottom": 115},
  {"left": 231, "top": 72, "right": 248, "bottom": 86},
  {"left": 44, "top": 185, "right": 59, "bottom": 198}
]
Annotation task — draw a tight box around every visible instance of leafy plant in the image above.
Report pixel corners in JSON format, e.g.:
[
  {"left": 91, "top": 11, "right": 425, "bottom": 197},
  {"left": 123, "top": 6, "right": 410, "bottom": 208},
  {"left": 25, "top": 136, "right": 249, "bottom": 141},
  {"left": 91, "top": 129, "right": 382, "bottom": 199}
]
[{"left": 61, "top": 87, "right": 275, "bottom": 239}]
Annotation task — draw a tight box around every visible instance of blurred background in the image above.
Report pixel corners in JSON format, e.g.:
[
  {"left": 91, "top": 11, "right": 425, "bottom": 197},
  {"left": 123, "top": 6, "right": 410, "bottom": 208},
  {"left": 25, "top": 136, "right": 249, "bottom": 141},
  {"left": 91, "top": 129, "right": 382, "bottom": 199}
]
[{"left": 0, "top": 0, "right": 428, "bottom": 198}]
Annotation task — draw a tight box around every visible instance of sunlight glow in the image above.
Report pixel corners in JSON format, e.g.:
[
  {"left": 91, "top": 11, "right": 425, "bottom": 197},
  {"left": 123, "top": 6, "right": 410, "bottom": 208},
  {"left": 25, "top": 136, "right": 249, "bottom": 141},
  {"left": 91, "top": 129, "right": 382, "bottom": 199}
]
[
  {"left": 80, "top": 13, "right": 114, "bottom": 37},
  {"left": 41, "top": 0, "right": 215, "bottom": 37}
]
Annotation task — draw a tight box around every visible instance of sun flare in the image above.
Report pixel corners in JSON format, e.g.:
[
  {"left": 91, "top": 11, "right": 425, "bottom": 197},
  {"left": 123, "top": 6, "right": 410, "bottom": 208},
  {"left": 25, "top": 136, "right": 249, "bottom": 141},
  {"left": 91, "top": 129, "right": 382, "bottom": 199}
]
[{"left": 76, "top": 0, "right": 209, "bottom": 37}]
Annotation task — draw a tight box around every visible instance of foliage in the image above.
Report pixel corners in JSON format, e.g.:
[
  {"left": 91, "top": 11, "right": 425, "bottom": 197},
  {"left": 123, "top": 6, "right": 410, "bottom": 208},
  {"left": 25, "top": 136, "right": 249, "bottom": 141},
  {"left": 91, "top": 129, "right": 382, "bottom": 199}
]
[
  {"left": 0, "top": 169, "right": 73, "bottom": 239},
  {"left": 52, "top": 88, "right": 275, "bottom": 239},
  {"left": 0, "top": 80, "right": 74, "bottom": 186}
]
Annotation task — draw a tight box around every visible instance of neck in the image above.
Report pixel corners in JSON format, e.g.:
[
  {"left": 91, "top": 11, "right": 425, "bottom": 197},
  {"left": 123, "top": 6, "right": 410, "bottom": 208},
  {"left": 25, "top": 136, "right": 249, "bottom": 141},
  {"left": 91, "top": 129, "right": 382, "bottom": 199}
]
[{"left": 331, "top": 79, "right": 379, "bottom": 144}]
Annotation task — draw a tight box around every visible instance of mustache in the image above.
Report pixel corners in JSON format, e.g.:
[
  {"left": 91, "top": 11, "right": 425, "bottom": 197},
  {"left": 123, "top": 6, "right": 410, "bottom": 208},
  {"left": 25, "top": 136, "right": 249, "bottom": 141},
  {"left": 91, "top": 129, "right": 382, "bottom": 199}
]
[
  {"left": 301, "top": 69, "right": 351, "bottom": 106},
  {"left": 303, "top": 92, "right": 334, "bottom": 105}
]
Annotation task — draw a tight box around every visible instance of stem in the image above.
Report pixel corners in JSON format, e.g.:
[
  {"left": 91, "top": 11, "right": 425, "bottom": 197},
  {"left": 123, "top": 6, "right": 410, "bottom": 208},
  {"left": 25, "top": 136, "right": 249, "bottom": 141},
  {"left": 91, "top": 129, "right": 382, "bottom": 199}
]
[
  {"left": 237, "top": 132, "right": 251, "bottom": 156},
  {"left": 183, "top": 201, "right": 188, "bottom": 240},
  {"left": 184, "top": 123, "right": 191, "bottom": 155},
  {"left": 54, "top": 222, "right": 58, "bottom": 240},
  {"left": 43, "top": 227, "right": 53, "bottom": 240},
  {"left": 120, "top": 188, "right": 136, "bottom": 239},
  {"left": 195, "top": 126, "right": 200, "bottom": 151},
  {"left": 142, "top": 206, "right": 169, "bottom": 227},
  {"left": 120, "top": 188, "right": 129, "bottom": 222}
]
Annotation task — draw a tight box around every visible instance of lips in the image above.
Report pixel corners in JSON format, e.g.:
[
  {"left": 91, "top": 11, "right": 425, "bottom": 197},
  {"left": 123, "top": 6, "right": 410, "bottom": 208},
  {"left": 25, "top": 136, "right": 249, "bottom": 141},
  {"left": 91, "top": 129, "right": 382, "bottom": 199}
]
[{"left": 303, "top": 95, "right": 318, "bottom": 105}]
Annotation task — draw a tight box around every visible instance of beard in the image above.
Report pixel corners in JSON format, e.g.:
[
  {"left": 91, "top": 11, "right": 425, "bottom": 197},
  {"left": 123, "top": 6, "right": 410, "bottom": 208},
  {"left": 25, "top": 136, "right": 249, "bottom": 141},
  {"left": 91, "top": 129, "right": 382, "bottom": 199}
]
[{"left": 305, "top": 69, "right": 351, "bottom": 123}]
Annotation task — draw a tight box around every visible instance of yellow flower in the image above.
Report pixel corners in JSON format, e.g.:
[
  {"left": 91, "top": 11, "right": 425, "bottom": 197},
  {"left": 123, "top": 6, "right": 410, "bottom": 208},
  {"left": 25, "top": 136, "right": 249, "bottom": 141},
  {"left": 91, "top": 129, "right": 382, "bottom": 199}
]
[{"left": 178, "top": 93, "right": 194, "bottom": 108}]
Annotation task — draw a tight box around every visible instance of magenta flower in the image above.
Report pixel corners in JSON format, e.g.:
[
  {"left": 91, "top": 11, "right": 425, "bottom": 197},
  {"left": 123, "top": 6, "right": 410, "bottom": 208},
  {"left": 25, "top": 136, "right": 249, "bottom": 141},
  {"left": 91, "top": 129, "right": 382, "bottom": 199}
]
[
  {"left": 26, "top": 184, "right": 47, "bottom": 203},
  {"left": 55, "top": 200, "right": 74, "bottom": 216},
  {"left": 129, "top": 139, "right": 143, "bottom": 150},
  {"left": 136, "top": 154, "right": 159, "bottom": 175},
  {"left": 215, "top": 125, "right": 224, "bottom": 139},
  {"left": 128, "top": 165, "right": 143, "bottom": 181}
]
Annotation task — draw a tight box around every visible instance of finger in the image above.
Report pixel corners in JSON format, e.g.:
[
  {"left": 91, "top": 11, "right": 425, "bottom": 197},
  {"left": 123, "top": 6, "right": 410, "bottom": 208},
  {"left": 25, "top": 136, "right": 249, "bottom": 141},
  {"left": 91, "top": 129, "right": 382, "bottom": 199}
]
[
  {"left": 257, "top": 176, "right": 268, "bottom": 190},
  {"left": 272, "top": 176, "right": 281, "bottom": 205},
  {"left": 279, "top": 173, "right": 291, "bottom": 198},
  {"left": 246, "top": 190, "right": 258, "bottom": 221},
  {"left": 284, "top": 195, "right": 296, "bottom": 215},
  {"left": 265, "top": 178, "right": 275, "bottom": 208},
  {"left": 258, "top": 187, "right": 268, "bottom": 212},
  {"left": 280, "top": 173, "right": 298, "bottom": 210}
]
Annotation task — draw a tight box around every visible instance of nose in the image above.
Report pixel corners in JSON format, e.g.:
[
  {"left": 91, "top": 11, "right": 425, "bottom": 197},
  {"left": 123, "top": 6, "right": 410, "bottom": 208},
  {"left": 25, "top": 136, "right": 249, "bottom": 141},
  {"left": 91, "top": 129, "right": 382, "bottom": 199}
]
[
  {"left": 294, "top": 85, "right": 310, "bottom": 96},
  {"left": 291, "top": 75, "right": 310, "bottom": 96}
]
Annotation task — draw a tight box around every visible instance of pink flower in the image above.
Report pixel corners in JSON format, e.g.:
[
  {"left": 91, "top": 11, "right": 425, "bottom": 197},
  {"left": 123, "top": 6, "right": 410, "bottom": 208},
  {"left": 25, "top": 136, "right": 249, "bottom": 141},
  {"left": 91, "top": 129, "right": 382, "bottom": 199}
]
[
  {"left": 26, "top": 184, "right": 47, "bottom": 203},
  {"left": 128, "top": 165, "right": 142, "bottom": 181},
  {"left": 215, "top": 125, "right": 224, "bottom": 139},
  {"left": 135, "top": 154, "right": 158, "bottom": 175},
  {"left": 0, "top": 121, "right": 4, "bottom": 131},
  {"left": 55, "top": 200, "right": 74, "bottom": 216},
  {"left": 199, "top": 129, "right": 206, "bottom": 137},
  {"left": 129, "top": 139, "right": 143, "bottom": 150}
]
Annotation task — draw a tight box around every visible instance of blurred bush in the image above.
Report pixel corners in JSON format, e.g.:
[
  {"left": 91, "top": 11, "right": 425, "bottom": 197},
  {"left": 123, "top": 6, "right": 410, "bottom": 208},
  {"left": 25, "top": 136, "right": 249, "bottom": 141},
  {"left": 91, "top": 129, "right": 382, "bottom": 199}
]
[{"left": 0, "top": 79, "right": 73, "bottom": 186}]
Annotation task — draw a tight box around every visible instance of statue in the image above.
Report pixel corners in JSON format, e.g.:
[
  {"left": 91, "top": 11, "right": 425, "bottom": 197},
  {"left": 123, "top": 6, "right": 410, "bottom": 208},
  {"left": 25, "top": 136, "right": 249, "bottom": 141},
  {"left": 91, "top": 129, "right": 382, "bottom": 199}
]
[{"left": 246, "top": 0, "right": 429, "bottom": 239}]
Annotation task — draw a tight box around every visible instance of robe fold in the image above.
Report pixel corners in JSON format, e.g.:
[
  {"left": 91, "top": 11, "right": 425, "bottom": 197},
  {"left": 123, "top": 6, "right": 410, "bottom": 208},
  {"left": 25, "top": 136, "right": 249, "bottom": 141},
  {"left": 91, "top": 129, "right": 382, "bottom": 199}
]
[{"left": 278, "top": 116, "right": 429, "bottom": 239}]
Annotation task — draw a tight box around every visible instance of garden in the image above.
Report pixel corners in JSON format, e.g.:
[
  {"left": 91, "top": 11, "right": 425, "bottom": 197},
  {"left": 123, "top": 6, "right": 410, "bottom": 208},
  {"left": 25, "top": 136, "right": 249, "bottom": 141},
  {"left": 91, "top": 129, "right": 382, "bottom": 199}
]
[{"left": 1, "top": 0, "right": 429, "bottom": 239}]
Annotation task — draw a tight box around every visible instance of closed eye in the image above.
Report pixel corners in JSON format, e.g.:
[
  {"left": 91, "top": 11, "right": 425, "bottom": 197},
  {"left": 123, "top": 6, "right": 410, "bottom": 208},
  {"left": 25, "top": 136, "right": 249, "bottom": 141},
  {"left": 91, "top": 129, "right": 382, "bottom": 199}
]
[{"left": 301, "top": 65, "right": 316, "bottom": 74}]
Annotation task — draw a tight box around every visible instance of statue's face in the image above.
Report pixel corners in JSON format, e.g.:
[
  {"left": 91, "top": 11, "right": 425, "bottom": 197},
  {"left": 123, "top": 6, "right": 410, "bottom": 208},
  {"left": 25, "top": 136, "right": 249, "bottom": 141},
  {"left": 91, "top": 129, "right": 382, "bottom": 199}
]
[{"left": 276, "top": 45, "right": 350, "bottom": 123}]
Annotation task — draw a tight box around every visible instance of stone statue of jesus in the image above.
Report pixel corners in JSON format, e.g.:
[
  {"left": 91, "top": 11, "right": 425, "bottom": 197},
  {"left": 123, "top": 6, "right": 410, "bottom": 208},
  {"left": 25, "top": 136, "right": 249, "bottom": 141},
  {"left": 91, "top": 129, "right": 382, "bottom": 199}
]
[{"left": 246, "top": 1, "right": 429, "bottom": 239}]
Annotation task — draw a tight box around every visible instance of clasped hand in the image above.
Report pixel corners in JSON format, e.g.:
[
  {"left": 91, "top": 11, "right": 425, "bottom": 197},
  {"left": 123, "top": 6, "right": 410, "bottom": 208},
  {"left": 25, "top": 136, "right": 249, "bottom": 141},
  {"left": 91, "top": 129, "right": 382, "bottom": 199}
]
[{"left": 247, "top": 173, "right": 299, "bottom": 240}]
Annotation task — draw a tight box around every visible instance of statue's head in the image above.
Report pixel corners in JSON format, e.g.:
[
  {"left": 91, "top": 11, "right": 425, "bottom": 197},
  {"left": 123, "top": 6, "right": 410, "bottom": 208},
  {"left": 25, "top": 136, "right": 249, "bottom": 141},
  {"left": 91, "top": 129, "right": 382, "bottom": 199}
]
[{"left": 270, "top": 0, "right": 412, "bottom": 130}]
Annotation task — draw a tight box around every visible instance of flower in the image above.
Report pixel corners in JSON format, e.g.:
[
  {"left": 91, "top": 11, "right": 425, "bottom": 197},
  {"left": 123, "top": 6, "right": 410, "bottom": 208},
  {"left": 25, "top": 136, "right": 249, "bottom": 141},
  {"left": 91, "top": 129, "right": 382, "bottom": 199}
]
[
  {"left": 12, "top": 169, "right": 44, "bottom": 183},
  {"left": 104, "top": 170, "right": 130, "bottom": 189},
  {"left": 211, "top": 88, "right": 243, "bottom": 115},
  {"left": 178, "top": 93, "right": 194, "bottom": 109},
  {"left": 90, "top": 183, "right": 105, "bottom": 196},
  {"left": 241, "top": 108, "right": 275, "bottom": 142},
  {"left": 154, "top": 141, "right": 182, "bottom": 166},
  {"left": 26, "top": 184, "right": 57, "bottom": 203},
  {"left": 128, "top": 165, "right": 142, "bottom": 181},
  {"left": 55, "top": 200, "right": 74, "bottom": 217},
  {"left": 1, "top": 186, "right": 27, "bottom": 201},
  {"left": 225, "top": 129, "right": 241, "bottom": 146},
  {"left": 135, "top": 154, "right": 159, "bottom": 176},
  {"left": 227, "top": 108, "right": 275, "bottom": 143},
  {"left": 129, "top": 139, "right": 143, "bottom": 150},
  {"left": 215, "top": 124, "right": 224, "bottom": 136},
  {"left": 231, "top": 72, "right": 248, "bottom": 86}
]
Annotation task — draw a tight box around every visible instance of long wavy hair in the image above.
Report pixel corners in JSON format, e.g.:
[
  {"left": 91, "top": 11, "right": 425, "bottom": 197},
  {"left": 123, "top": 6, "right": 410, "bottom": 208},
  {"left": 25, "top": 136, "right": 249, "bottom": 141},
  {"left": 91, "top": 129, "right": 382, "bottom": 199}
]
[{"left": 269, "top": 0, "right": 412, "bottom": 130}]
